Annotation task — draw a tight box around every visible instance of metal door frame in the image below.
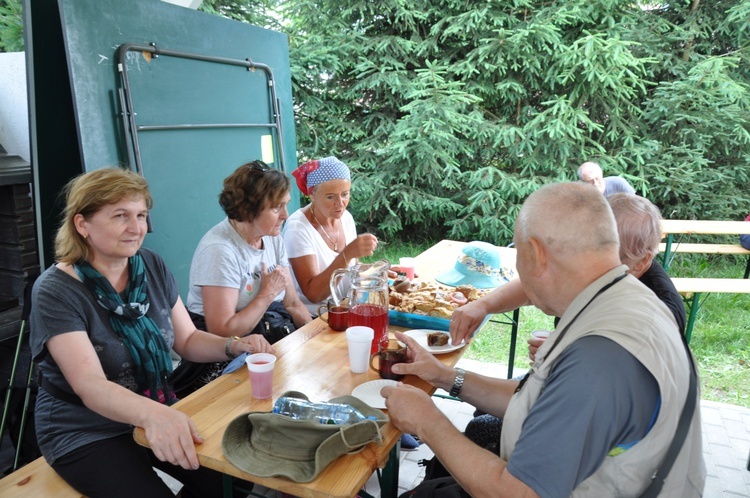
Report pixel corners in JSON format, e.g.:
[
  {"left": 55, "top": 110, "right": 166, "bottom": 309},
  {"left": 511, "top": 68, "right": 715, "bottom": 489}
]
[{"left": 116, "top": 42, "right": 286, "bottom": 178}]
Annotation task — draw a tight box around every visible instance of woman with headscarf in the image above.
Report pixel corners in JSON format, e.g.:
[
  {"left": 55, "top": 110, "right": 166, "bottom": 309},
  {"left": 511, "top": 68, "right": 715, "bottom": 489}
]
[
  {"left": 282, "top": 157, "right": 379, "bottom": 315},
  {"left": 30, "top": 168, "right": 261, "bottom": 497}
]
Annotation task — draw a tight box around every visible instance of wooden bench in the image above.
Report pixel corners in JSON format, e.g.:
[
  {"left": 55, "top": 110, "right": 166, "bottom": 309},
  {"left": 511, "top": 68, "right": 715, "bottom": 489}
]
[
  {"left": 671, "top": 278, "right": 750, "bottom": 342},
  {"left": 658, "top": 220, "right": 750, "bottom": 341},
  {"left": 660, "top": 219, "right": 750, "bottom": 278},
  {"left": 0, "top": 456, "right": 83, "bottom": 497}
]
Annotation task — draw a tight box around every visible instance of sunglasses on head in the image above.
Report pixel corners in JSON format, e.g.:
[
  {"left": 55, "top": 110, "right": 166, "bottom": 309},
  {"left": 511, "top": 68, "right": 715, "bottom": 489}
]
[{"left": 248, "top": 160, "right": 271, "bottom": 173}]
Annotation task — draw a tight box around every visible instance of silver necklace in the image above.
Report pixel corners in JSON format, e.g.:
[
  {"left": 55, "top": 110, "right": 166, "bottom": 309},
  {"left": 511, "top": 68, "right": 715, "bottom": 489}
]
[{"left": 310, "top": 205, "right": 339, "bottom": 251}]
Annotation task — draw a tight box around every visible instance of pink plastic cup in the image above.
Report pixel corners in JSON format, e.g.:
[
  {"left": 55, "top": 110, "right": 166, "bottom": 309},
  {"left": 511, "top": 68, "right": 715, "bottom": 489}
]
[
  {"left": 245, "top": 353, "right": 276, "bottom": 399},
  {"left": 530, "top": 330, "right": 551, "bottom": 342},
  {"left": 399, "top": 257, "right": 417, "bottom": 280}
]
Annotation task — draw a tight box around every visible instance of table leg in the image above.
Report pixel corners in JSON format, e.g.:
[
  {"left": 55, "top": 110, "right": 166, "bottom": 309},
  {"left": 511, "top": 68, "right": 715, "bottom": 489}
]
[
  {"left": 684, "top": 292, "right": 702, "bottom": 344},
  {"left": 378, "top": 441, "right": 400, "bottom": 498},
  {"left": 223, "top": 474, "right": 233, "bottom": 498},
  {"left": 661, "top": 234, "right": 675, "bottom": 271},
  {"left": 488, "top": 309, "right": 522, "bottom": 379},
  {"left": 506, "top": 308, "right": 520, "bottom": 379}
]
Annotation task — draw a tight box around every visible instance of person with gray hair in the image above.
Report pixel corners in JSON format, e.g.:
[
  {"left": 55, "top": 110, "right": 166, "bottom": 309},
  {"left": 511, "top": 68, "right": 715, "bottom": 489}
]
[
  {"left": 429, "top": 192, "right": 687, "bottom": 479},
  {"left": 608, "top": 193, "right": 686, "bottom": 337},
  {"left": 450, "top": 193, "right": 685, "bottom": 346},
  {"left": 577, "top": 161, "right": 635, "bottom": 196},
  {"left": 382, "top": 182, "right": 704, "bottom": 497}
]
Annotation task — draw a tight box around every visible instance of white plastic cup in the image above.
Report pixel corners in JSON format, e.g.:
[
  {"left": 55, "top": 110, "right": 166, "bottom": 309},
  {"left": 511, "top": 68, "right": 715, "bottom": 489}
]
[
  {"left": 346, "top": 326, "right": 375, "bottom": 373},
  {"left": 399, "top": 257, "right": 417, "bottom": 280},
  {"left": 245, "top": 353, "right": 276, "bottom": 399},
  {"left": 530, "top": 330, "right": 551, "bottom": 342}
]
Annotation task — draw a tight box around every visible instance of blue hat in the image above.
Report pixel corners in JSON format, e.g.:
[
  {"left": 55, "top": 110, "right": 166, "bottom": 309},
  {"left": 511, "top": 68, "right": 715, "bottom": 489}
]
[{"left": 435, "top": 241, "right": 514, "bottom": 289}]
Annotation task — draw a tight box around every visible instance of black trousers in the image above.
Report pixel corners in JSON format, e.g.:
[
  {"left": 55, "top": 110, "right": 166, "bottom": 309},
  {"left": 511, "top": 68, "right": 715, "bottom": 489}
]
[{"left": 51, "top": 433, "right": 250, "bottom": 498}]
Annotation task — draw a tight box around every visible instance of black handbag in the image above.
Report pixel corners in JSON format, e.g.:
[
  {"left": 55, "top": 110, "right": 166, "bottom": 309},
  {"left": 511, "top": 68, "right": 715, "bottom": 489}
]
[
  {"left": 256, "top": 300, "right": 297, "bottom": 343},
  {"left": 170, "top": 301, "right": 296, "bottom": 398}
]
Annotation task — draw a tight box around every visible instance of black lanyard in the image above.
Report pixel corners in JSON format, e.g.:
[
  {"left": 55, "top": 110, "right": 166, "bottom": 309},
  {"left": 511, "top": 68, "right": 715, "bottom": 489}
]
[{"left": 515, "top": 272, "right": 628, "bottom": 393}]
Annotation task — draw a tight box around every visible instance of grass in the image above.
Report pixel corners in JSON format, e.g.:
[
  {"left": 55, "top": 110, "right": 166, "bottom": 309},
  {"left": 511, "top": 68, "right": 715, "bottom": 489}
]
[{"left": 368, "top": 241, "right": 750, "bottom": 408}]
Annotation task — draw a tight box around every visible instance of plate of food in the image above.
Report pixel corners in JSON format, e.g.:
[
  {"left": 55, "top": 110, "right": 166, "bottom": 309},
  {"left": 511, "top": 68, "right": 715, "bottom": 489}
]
[
  {"left": 351, "top": 379, "right": 398, "bottom": 409},
  {"left": 403, "top": 329, "right": 465, "bottom": 354},
  {"left": 388, "top": 281, "right": 492, "bottom": 331}
]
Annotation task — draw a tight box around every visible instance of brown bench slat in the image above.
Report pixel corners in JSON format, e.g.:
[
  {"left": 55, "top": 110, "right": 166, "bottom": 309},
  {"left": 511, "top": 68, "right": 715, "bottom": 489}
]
[
  {"left": 671, "top": 278, "right": 750, "bottom": 294},
  {"left": 0, "top": 457, "right": 84, "bottom": 497}
]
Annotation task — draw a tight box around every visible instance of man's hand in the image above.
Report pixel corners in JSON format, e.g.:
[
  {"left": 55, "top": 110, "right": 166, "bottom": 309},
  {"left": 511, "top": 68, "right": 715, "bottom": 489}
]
[
  {"left": 449, "top": 300, "right": 487, "bottom": 345},
  {"left": 527, "top": 337, "right": 545, "bottom": 363},
  {"left": 390, "top": 331, "right": 454, "bottom": 390},
  {"left": 380, "top": 383, "right": 442, "bottom": 435}
]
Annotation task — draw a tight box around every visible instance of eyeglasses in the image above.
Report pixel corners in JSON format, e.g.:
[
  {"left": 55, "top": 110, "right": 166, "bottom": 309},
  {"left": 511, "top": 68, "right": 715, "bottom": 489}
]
[
  {"left": 583, "top": 176, "right": 603, "bottom": 185},
  {"left": 248, "top": 160, "right": 271, "bottom": 173}
]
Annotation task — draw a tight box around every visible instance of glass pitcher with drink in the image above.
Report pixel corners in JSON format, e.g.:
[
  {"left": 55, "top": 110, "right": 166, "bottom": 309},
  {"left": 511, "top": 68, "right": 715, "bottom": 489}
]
[{"left": 330, "top": 260, "right": 390, "bottom": 354}]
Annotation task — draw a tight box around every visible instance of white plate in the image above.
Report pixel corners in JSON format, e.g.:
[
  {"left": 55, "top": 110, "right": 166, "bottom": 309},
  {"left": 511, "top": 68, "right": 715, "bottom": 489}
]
[
  {"left": 403, "top": 329, "right": 465, "bottom": 354},
  {"left": 351, "top": 379, "right": 397, "bottom": 409}
]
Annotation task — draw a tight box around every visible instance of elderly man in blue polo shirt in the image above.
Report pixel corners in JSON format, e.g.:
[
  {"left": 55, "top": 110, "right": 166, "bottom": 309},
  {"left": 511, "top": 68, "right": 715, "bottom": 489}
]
[{"left": 578, "top": 161, "right": 635, "bottom": 197}]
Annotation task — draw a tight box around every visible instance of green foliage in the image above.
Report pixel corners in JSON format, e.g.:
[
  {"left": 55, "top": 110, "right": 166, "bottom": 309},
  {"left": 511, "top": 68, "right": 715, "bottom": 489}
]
[
  {"left": 198, "top": 0, "right": 282, "bottom": 30},
  {"left": 278, "top": 0, "right": 750, "bottom": 244},
  {"left": 0, "top": 0, "right": 23, "bottom": 52},
  {"left": 8, "top": 0, "right": 747, "bottom": 237}
]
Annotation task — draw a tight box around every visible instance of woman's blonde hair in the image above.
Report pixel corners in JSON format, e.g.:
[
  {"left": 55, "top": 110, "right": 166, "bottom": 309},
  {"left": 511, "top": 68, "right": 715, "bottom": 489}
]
[{"left": 55, "top": 168, "right": 153, "bottom": 264}]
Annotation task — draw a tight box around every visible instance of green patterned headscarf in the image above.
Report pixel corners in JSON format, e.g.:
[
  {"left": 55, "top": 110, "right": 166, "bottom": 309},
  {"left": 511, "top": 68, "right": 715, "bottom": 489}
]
[{"left": 75, "top": 251, "right": 176, "bottom": 405}]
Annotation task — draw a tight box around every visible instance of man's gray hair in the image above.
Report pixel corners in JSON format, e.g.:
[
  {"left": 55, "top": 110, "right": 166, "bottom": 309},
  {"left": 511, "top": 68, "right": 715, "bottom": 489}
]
[
  {"left": 608, "top": 193, "right": 662, "bottom": 267},
  {"left": 516, "top": 182, "right": 619, "bottom": 256}
]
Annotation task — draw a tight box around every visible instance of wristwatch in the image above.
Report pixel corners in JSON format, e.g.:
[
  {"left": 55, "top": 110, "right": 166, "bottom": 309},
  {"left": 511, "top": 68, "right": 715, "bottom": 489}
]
[
  {"left": 449, "top": 368, "right": 466, "bottom": 398},
  {"left": 225, "top": 336, "right": 241, "bottom": 359}
]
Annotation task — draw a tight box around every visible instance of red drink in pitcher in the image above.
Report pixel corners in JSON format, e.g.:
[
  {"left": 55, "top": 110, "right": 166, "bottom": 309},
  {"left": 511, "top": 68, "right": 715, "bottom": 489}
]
[{"left": 349, "top": 304, "right": 389, "bottom": 354}]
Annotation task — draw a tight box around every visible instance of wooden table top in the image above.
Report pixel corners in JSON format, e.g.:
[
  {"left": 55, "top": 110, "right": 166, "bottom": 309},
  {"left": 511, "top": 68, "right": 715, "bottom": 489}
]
[
  {"left": 133, "top": 239, "right": 492, "bottom": 498},
  {"left": 661, "top": 219, "right": 750, "bottom": 235}
]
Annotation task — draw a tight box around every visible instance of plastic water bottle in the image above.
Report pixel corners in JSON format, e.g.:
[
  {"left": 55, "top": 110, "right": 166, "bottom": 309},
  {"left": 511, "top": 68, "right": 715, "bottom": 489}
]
[{"left": 272, "top": 396, "right": 375, "bottom": 425}]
